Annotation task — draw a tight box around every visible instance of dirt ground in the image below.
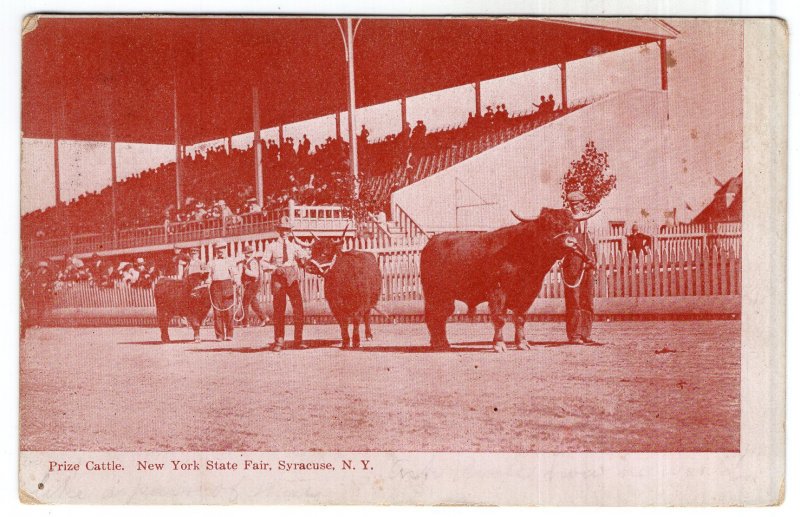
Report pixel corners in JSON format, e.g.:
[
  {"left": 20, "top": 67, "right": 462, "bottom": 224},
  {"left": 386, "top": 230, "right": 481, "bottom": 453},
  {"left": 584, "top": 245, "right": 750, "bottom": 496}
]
[{"left": 20, "top": 321, "right": 740, "bottom": 452}]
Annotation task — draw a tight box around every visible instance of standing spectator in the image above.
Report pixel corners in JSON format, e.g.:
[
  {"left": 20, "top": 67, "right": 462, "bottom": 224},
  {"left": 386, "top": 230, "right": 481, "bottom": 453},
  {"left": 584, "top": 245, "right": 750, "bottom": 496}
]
[
  {"left": 546, "top": 94, "right": 556, "bottom": 112},
  {"left": 533, "top": 95, "right": 547, "bottom": 115},
  {"left": 626, "top": 224, "right": 653, "bottom": 256}
]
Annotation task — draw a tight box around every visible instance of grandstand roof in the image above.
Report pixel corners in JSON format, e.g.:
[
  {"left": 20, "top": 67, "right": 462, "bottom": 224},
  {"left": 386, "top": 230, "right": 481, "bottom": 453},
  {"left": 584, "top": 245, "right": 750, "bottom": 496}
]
[{"left": 22, "top": 16, "right": 676, "bottom": 145}]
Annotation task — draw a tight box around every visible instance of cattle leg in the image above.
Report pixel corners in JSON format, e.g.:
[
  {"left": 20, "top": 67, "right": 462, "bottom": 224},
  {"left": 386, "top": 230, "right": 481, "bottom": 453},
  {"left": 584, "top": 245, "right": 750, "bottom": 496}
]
[
  {"left": 364, "top": 311, "right": 373, "bottom": 341},
  {"left": 351, "top": 316, "right": 361, "bottom": 348},
  {"left": 425, "top": 298, "right": 453, "bottom": 349},
  {"left": 336, "top": 315, "right": 351, "bottom": 349},
  {"left": 487, "top": 288, "right": 507, "bottom": 352},
  {"left": 512, "top": 312, "right": 531, "bottom": 350},
  {"left": 158, "top": 311, "right": 171, "bottom": 343}
]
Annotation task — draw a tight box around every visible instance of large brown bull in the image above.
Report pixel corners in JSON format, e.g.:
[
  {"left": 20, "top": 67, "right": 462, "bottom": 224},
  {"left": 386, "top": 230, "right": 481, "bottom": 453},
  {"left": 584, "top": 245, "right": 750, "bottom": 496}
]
[
  {"left": 304, "top": 228, "right": 382, "bottom": 348},
  {"left": 154, "top": 273, "right": 211, "bottom": 343},
  {"left": 420, "top": 207, "right": 597, "bottom": 352}
]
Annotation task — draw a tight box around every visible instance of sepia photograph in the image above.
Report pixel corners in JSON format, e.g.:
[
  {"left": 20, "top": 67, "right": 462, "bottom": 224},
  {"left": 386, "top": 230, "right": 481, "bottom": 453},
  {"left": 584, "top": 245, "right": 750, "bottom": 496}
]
[{"left": 14, "top": 12, "right": 786, "bottom": 506}]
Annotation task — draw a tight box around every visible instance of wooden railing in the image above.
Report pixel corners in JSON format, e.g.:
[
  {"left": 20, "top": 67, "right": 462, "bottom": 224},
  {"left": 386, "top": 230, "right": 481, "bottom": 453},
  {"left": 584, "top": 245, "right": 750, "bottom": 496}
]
[
  {"left": 22, "top": 202, "right": 357, "bottom": 259},
  {"left": 391, "top": 204, "right": 430, "bottom": 245}
]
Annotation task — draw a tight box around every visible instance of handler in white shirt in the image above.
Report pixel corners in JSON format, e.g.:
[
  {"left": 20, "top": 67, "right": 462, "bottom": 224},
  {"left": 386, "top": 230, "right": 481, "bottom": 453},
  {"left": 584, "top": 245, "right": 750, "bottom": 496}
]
[{"left": 263, "top": 216, "right": 310, "bottom": 351}]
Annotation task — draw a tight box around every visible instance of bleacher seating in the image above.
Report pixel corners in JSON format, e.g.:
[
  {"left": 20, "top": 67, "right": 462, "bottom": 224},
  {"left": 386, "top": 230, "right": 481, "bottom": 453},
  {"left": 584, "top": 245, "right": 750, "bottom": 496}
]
[
  {"left": 360, "top": 104, "right": 588, "bottom": 211},
  {"left": 22, "top": 101, "right": 588, "bottom": 260}
]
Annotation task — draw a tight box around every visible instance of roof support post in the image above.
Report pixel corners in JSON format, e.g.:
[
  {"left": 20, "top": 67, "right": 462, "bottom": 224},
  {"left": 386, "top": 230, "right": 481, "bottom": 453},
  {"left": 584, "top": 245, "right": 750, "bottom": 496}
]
[
  {"left": 252, "top": 86, "right": 264, "bottom": 207},
  {"left": 658, "top": 38, "right": 668, "bottom": 90},
  {"left": 52, "top": 137, "right": 61, "bottom": 207},
  {"left": 474, "top": 81, "right": 481, "bottom": 118},
  {"left": 400, "top": 97, "right": 407, "bottom": 132},
  {"left": 278, "top": 124, "right": 284, "bottom": 144},
  {"left": 173, "top": 86, "right": 182, "bottom": 210},
  {"left": 345, "top": 18, "right": 360, "bottom": 199},
  {"left": 335, "top": 111, "right": 341, "bottom": 140},
  {"left": 109, "top": 134, "right": 118, "bottom": 240},
  {"left": 559, "top": 61, "right": 568, "bottom": 111}
]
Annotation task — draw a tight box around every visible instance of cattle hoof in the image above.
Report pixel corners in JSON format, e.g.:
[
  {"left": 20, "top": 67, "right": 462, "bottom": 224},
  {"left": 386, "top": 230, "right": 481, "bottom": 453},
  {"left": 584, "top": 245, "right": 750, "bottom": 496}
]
[
  {"left": 518, "top": 340, "right": 531, "bottom": 350},
  {"left": 493, "top": 341, "right": 508, "bottom": 353}
]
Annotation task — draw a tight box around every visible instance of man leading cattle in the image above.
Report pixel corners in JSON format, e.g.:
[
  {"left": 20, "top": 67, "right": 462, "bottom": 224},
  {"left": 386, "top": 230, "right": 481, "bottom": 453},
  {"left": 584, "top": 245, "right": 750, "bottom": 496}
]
[
  {"left": 263, "top": 216, "right": 310, "bottom": 352},
  {"left": 562, "top": 191, "right": 600, "bottom": 345},
  {"left": 240, "top": 244, "right": 268, "bottom": 327},
  {"left": 207, "top": 239, "right": 241, "bottom": 342}
]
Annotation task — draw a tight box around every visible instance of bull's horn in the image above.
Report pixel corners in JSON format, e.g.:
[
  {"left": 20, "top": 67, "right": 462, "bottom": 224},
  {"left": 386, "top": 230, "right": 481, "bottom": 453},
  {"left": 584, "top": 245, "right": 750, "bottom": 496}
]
[
  {"left": 291, "top": 230, "right": 315, "bottom": 247},
  {"left": 511, "top": 210, "right": 536, "bottom": 223},
  {"left": 572, "top": 208, "right": 602, "bottom": 221},
  {"left": 309, "top": 231, "right": 321, "bottom": 242},
  {"left": 340, "top": 223, "right": 351, "bottom": 239}
]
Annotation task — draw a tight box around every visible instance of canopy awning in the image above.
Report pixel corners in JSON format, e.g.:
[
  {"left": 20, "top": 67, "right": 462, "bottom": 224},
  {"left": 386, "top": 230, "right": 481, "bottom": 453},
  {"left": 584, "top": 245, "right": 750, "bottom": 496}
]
[{"left": 22, "top": 16, "right": 676, "bottom": 144}]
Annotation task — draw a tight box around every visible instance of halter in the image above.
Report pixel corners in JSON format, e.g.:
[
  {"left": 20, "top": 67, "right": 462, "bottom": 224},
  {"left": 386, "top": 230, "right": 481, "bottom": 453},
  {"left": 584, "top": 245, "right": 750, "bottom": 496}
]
[{"left": 308, "top": 254, "right": 338, "bottom": 276}]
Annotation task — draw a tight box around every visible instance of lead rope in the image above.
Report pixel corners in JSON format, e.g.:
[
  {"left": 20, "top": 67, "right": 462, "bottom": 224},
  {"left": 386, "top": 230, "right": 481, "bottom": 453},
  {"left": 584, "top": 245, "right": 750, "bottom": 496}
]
[
  {"left": 206, "top": 283, "right": 246, "bottom": 321},
  {"left": 558, "top": 260, "right": 586, "bottom": 289}
]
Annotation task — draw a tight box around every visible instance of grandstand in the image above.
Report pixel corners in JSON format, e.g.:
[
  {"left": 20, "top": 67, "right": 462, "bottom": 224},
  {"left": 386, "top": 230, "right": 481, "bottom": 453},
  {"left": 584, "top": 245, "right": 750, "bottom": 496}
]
[{"left": 22, "top": 17, "right": 682, "bottom": 266}]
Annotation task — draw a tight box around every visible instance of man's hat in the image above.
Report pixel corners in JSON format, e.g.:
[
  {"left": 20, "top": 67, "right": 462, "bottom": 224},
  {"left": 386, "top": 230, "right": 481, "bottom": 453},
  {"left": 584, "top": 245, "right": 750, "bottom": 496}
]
[
  {"left": 136, "top": 257, "right": 145, "bottom": 264},
  {"left": 277, "top": 215, "right": 293, "bottom": 230},
  {"left": 213, "top": 239, "right": 227, "bottom": 250},
  {"left": 566, "top": 191, "right": 587, "bottom": 203},
  {"left": 242, "top": 244, "right": 254, "bottom": 253},
  {"left": 189, "top": 246, "right": 200, "bottom": 254},
  {"left": 37, "top": 260, "right": 48, "bottom": 268}
]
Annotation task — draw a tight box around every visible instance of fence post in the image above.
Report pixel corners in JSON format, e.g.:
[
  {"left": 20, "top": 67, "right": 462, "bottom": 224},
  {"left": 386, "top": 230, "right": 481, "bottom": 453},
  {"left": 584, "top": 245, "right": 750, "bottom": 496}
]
[{"left": 288, "top": 199, "right": 296, "bottom": 227}]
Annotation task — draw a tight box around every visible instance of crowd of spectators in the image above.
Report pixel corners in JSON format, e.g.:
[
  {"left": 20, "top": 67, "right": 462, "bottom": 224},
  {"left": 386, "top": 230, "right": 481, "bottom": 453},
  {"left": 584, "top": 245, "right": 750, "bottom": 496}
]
[
  {"left": 22, "top": 93, "right": 561, "bottom": 243},
  {"left": 23, "top": 253, "right": 163, "bottom": 291}
]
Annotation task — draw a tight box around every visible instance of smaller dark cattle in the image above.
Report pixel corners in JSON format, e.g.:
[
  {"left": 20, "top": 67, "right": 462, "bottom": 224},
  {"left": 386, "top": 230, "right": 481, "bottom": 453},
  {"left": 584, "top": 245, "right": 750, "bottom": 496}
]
[
  {"left": 154, "top": 274, "right": 211, "bottom": 343},
  {"left": 306, "top": 239, "right": 382, "bottom": 348}
]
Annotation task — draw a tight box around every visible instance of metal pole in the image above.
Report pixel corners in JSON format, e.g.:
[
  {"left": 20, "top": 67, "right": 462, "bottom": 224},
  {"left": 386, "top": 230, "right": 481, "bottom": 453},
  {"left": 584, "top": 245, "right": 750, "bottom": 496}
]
[
  {"left": 400, "top": 97, "right": 407, "bottom": 132},
  {"left": 252, "top": 86, "right": 264, "bottom": 207},
  {"left": 560, "top": 61, "right": 568, "bottom": 110},
  {"left": 474, "top": 81, "right": 481, "bottom": 117},
  {"left": 346, "top": 18, "right": 360, "bottom": 199},
  {"left": 110, "top": 134, "right": 118, "bottom": 235},
  {"left": 659, "top": 39, "right": 668, "bottom": 90},
  {"left": 52, "top": 136, "right": 61, "bottom": 207},
  {"left": 173, "top": 85, "right": 182, "bottom": 210},
  {"left": 335, "top": 111, "right": 341, "bottom": 140}
]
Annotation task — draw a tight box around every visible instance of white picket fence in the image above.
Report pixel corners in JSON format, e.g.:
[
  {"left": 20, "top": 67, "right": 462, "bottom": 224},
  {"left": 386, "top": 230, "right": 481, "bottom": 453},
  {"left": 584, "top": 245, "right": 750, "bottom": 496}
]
[{"left": 51, "top": 244, "right": 740, "bottom": 310}]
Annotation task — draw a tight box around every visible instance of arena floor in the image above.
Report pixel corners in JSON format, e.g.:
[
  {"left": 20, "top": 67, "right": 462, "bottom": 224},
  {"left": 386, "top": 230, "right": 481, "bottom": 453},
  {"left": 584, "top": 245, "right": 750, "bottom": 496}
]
[{"left": 20, "top": 321, "right": 740, "bottom": 452}]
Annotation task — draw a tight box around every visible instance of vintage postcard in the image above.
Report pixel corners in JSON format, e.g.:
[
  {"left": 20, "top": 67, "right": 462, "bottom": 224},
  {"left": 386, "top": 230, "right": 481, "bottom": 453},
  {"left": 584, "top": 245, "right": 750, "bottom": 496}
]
[{"left": 19, "top": 16, "right": 786, "bottom": 505}]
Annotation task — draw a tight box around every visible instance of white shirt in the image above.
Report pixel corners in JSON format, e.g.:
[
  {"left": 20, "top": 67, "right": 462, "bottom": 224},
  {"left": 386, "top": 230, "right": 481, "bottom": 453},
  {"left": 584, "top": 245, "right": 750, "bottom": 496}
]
[
  {"left": 207, "top": 256, "right": 240, "bottom": 283},
  {"left": 262, "top": 237, "right": 310, "bottom": 269}
]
